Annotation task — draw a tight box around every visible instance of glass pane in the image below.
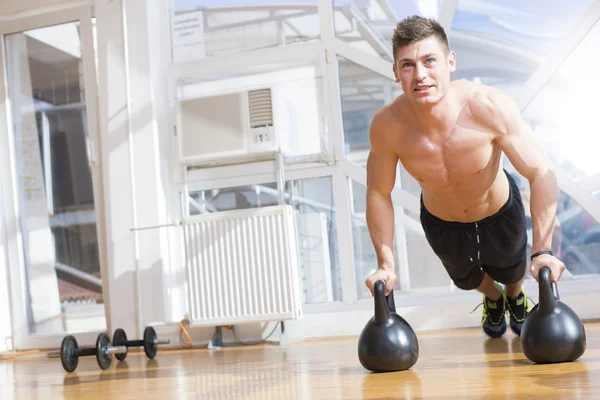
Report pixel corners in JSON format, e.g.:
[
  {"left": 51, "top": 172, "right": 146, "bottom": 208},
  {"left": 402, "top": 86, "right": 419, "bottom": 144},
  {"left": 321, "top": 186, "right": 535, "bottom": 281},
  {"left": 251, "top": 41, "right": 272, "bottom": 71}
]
[
  {"left": 505, "top": 164, "right": 600, "bottom": 276},
  {"left": 404, "top": 228, "right": 449, "bottom": 290},
  {"left": 5, "top": 23, "right": 105, "bottom": 335},
  {"left": 522, "top": 20, "right": 600, "bottom": 181},
  {"left": 338, "top": 55, "right": 400, "bottom": 159},
  {"left": 188, "top": 177, "right": 341, "bottom": 303},
  {"left": 171, "top": 0, "right": 320, "bottom": 62},
  {"left": 396, "top": 170, "right": 449, "bottom": 290},
  {"left": 333, "top": 0, "right": 442, "bottom": 62},
  {"left": 351, "top": 179, "right": 449, "bottom": 298},
  {"left": 350, "top": 180, "right": 382, "bottom": 297},
  {"left": 450, "top": 0, "right": 594, "bottom": 90},
  {"left": 338, "top": 56, "right": 419, "bottom": 192}
]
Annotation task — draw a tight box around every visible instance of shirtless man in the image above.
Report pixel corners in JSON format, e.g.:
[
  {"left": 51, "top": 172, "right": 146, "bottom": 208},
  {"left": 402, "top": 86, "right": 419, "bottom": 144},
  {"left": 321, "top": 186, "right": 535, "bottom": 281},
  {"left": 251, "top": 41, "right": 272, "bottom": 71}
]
[{"left": 364, "top": 16, "right": 566, "bottom": 338}]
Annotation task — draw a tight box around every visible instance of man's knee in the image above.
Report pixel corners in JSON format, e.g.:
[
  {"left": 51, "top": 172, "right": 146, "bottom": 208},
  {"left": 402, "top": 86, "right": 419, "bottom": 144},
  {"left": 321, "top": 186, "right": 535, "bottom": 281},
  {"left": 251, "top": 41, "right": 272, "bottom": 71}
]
[{"left": 451, "top": 274, "right": 484, "bottom": 291}]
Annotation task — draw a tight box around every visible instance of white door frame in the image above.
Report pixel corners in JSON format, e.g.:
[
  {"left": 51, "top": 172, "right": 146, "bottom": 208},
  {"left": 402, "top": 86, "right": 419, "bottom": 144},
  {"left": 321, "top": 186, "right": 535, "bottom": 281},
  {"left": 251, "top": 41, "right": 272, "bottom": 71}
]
[{"left": 0, "top": 5, "right": 108, "bottom": 350}]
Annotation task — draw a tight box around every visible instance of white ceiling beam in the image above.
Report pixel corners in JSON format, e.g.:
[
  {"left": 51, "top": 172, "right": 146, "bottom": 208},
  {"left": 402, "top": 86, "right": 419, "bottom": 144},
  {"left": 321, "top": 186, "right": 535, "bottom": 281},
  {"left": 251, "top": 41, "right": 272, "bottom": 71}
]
[
  {"left": 517, "top": 0, "right": 600, "bottom": 111},
  {"left": 578, "top": 173, "right": 600, "bottom": 193},
  {"left": 344, "top": 3, "right": 394, "bottom": 61},
  {"left": 554, "top": 166, "right": 600, "bottom": 223},
  {"left": 332, "top": 37, "right": 394, "bottom": 80},
  {"left": 439, "top": 0, "right": 459, "bottom": 32}
]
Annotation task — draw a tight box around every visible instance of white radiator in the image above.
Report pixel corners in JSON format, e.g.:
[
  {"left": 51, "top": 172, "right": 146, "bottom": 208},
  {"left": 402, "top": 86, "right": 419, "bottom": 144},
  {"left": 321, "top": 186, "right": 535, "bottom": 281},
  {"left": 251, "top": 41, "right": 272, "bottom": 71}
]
[{"left": 183, "top": 205, "right": 303, "bottom": 326}]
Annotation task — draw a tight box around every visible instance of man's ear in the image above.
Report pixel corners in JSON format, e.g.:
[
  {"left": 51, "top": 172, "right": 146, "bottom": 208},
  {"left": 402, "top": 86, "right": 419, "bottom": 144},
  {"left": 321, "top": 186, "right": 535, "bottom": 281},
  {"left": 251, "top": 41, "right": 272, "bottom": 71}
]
[
  {"left": 448, "top": 51, "right": 457, "bottom": 72},
  {"left": 392, "top": 63, "right": 400, "bottom": 83}
]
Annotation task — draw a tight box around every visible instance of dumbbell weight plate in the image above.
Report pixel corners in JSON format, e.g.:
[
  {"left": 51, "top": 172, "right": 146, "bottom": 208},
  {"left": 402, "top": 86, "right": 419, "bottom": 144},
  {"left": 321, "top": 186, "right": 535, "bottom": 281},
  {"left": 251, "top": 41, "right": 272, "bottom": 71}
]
[
  {"left": 95, "top": 333, "right": 113, "bottom": 370},
  {"left": 61, "top": 335, "right": 79, "bottom": 373},
  {"left": 112, "top": 328, "right": 129, "bottom": 361},
  {"left": 144, "top": 326, "right": 157, "bottom": 359}
]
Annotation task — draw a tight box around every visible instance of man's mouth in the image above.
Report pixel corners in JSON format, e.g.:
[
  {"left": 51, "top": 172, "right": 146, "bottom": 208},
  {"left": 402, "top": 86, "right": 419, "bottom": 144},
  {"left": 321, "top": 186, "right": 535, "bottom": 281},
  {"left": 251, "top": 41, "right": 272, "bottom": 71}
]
[{"left": 414, "top": 85, "right": 433, "bottom": 92}]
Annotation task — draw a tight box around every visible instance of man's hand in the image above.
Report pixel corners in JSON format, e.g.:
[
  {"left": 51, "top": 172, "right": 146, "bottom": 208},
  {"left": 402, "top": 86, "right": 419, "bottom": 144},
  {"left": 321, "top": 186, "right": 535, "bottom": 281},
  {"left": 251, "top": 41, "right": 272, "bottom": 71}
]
[
  {"left": 365, "top": 268, "right": 397, "bottom": 296},
  {"left": 530, "top": 254, "right": 566, "bottom": 282}
]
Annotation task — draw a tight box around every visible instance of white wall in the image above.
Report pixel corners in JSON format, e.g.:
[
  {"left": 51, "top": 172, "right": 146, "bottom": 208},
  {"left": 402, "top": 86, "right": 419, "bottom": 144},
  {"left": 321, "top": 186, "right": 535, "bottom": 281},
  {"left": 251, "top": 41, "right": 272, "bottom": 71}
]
[
  {"left": 0, "top": 236, "right": 12, "bottom": 352},
  {"left": 0, "top": 0, "right": 85, "bottom": 18}
]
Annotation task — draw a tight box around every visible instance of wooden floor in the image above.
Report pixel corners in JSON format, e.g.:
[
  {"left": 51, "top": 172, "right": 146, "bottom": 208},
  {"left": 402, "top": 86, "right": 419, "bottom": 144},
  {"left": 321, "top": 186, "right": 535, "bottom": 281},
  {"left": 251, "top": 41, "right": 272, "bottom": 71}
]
[{"left": 2, "top": 322, "right": 600, "bottom": 399}]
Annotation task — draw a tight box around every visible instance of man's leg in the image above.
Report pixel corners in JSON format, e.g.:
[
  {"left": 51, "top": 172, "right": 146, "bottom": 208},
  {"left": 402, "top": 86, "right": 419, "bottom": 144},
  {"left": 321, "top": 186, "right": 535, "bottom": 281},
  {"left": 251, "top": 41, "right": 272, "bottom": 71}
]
[
  {"left": 476, "top": 272, "right": 507, "bottom": 338},
  {"left": 486, "top": 264, "right": 530, "bottom": 336},
  {"left": 476, "top": 272, "right": 503, "bottom": 300},
  {"left": 505, "top": 275, "right": 529, "bottom": 336},
  {"left": 505, "top": 276, "right": 525, "bottom": 298}
]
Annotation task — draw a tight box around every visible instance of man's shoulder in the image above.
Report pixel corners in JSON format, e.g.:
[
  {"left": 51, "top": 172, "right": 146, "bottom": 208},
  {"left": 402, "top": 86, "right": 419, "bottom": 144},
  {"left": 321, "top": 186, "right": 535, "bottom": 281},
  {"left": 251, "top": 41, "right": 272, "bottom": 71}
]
[
  {"left": 369, "top": 96, "right": 408, "bottom": 150},
  {"left": 453, "top": 80, "right": 510, "bottom": 108},
  {"left": 372, "top": 96, "right": 410, "bottom": 128},
  {"left": 454, "top": 81, "right": 517, "bottom": 129}
]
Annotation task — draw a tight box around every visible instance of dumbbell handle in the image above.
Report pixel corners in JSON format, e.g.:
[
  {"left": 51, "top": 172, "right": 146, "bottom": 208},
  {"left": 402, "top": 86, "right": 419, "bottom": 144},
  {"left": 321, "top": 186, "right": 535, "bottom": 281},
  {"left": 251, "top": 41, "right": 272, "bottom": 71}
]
[
  {"left": 123, "top": 338, "right": 171, "bottom": 347},
  {"left": 77, "top": 348, "right": 97, "bottom": 357},
  {"left": 47, "top": 345, "right": 128, "bottom": 358},
  {"left": 103, "top": 345, "right": 128, "bottom": 355}
]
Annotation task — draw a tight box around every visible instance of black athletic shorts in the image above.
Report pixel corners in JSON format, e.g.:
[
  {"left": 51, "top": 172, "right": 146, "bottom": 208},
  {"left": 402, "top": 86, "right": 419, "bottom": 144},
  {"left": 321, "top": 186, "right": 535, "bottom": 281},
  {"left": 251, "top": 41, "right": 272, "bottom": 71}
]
[{"left": 419, "top": 170, "right": 528, "bottom": 290}]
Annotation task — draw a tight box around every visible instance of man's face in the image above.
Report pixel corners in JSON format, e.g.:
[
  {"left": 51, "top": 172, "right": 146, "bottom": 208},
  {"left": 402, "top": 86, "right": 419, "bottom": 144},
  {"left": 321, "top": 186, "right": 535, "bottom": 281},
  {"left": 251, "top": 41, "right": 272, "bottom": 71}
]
[{"left": 393, "top": 36, "right": 456, "bottom": 106}]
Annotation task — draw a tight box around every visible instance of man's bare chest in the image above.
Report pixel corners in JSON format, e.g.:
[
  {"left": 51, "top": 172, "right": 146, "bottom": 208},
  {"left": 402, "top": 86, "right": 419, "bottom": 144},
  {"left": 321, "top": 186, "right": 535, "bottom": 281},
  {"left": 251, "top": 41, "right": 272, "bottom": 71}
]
[{"left": 397, "top": 126, "right": 499, "bottom": 187}]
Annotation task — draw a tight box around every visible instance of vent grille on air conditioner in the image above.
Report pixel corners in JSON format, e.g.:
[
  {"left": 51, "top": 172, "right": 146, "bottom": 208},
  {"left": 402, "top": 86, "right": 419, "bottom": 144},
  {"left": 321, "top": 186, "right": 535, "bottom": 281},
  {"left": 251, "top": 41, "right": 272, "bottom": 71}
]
[{"left": 248, "top": 89, "right": 273, "bottom": 128}]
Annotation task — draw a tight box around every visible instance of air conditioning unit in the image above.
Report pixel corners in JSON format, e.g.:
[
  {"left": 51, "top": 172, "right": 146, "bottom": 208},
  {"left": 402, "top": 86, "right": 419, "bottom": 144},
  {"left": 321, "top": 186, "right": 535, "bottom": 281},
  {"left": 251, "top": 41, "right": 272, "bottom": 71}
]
[{"left": 175, "top": 66, "right": 322, "bottom": 167}]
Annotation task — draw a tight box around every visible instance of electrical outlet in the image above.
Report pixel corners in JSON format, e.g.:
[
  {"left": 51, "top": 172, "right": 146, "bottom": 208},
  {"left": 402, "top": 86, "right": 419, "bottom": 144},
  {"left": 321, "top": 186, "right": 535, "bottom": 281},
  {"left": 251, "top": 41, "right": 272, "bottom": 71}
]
[{"left": 254, "top": 132, "right": 270, "bottom": 143}]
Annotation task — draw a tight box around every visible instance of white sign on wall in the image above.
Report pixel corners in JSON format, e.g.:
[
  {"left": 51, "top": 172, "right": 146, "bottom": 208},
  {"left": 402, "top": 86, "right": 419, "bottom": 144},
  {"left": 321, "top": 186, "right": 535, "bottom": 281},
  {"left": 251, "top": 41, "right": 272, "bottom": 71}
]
[{"left": 172, "top": 10, "right": 206, "bottom": 62}]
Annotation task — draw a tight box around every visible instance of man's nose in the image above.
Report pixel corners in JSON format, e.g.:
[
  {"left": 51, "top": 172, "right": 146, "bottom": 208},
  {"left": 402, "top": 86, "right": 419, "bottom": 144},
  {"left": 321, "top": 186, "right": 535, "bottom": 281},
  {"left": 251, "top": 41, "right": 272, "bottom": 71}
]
[{"left": 414, "top": 63, "right": 427, "bottom": 81}]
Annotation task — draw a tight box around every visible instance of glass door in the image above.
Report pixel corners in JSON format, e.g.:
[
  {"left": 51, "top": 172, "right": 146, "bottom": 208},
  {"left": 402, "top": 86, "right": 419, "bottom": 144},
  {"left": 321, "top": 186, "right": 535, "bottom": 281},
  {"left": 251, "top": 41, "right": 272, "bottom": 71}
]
[{"left": 0, "top": 7, "right": 106, "bottom": 349}]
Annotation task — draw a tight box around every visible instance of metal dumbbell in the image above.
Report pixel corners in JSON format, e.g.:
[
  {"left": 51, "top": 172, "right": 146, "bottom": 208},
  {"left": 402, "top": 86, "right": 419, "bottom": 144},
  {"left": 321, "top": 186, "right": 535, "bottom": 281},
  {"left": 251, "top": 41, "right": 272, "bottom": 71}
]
[
  {"left": 112, "top": 326, "right": 170, "bottom": 360},
  {"left": 48, "top": 332, "right": 127, "bottom": 372}
]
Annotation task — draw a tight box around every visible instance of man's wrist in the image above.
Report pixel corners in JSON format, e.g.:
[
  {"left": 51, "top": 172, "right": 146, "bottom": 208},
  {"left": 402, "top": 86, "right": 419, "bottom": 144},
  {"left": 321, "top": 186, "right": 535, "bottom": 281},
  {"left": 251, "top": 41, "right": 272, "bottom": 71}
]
[
  {"left": 531, "top": 244, "right": 552, "bottom": 255},
  {"left": 378, "top": 263, "right": 395, "bottom": 271},
  {"left": 530, "top": 250, "right": 553, "bottom": 261}
]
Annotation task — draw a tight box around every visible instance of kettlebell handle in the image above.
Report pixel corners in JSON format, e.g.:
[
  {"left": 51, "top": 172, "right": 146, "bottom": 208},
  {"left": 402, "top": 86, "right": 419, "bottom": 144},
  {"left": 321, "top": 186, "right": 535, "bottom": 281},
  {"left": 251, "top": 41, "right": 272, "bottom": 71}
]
[
  {"left": 386, "top": 290, "right": 396, "bottom": 313},
  {"left": 552, "top": 282, "right": 560, "bottom": 300},
  {"left": 538, "top": 266, "right": 560, "bottom": 300},
  {"left": 373, "top": 280, "right": 396, "bottom": 317}
]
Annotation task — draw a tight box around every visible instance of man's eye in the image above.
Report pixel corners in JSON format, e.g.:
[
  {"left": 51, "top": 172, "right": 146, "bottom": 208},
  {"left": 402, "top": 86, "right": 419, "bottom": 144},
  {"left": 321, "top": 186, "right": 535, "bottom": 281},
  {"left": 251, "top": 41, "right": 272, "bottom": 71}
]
[
  {"left": 403, "top": 63, "right": 413, "bottom": 68},
  {"left": 426, "top": 58, "right": 436, "bottom": 64}
]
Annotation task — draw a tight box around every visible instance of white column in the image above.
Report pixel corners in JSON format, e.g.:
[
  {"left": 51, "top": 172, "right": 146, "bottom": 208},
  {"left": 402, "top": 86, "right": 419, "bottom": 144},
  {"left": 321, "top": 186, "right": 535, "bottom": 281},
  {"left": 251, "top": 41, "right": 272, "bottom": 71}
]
[
  {"left": 122, "top": 0, "right": 175, "bottom": 330},
  {"left": 95, "top": 0, "right": 138, "bottom": 336}
]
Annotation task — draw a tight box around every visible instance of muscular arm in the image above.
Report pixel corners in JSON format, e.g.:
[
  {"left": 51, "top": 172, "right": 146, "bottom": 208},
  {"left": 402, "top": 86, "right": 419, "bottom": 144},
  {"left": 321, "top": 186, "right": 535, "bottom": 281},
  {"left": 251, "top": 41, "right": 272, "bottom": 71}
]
[
  {"left": 481, "top": 90, "right": 564, "bottom": 280},
  {"left": 366, "top": 113, "right": 399, "bottom": 273}
]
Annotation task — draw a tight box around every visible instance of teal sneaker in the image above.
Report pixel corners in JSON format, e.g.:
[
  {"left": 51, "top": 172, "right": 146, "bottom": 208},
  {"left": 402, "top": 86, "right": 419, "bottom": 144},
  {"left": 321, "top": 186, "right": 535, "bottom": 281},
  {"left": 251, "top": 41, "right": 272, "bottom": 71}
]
[
  {"left": 481, "top": 283, "right": 507, "bottom": 338},
  {"left": 506, "top": 287, "right": 531, "bottom": 336}
]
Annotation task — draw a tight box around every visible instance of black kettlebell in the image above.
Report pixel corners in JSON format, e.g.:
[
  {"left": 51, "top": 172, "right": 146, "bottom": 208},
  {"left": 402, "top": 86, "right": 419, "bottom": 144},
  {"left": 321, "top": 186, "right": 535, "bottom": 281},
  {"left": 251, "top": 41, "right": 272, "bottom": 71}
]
[
  {"left": 521, "top": 266, "right": 586, "bottom": 364},
  {"left": 358, "top": 280, "right": 419, "bottom": 372}
]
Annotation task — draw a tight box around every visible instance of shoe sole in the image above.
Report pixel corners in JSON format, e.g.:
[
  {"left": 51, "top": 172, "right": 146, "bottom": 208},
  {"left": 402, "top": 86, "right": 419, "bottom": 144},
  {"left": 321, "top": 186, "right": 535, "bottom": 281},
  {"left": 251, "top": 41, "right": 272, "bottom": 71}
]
[{"left": 483, "top": 322, "right": 507, "bottom": 339}]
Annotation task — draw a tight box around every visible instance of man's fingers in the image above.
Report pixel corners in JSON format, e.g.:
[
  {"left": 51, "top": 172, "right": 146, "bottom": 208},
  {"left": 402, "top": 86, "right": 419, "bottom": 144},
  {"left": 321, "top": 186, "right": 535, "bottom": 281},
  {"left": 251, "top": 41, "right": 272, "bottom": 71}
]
[
  {"left": 385, "top": 277, "right": 394, "bottom": 295},
  {"left": 365, "top": 277, "right": 374, "bottom": 296},
  {"left": 551, "top": 263, "right": 565, "bottom": 282},
  {"left": 531, "top": 261, "right": 565, "bottom": 283},
  {"left": 557, "top": 262, "right": 566, "bottom": 281},
  {"left": 365, "top": 270, "right": 398, "bottom": 296},
  {"left": 530, "top": 264, "right": 539, "bottom": 281}
]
